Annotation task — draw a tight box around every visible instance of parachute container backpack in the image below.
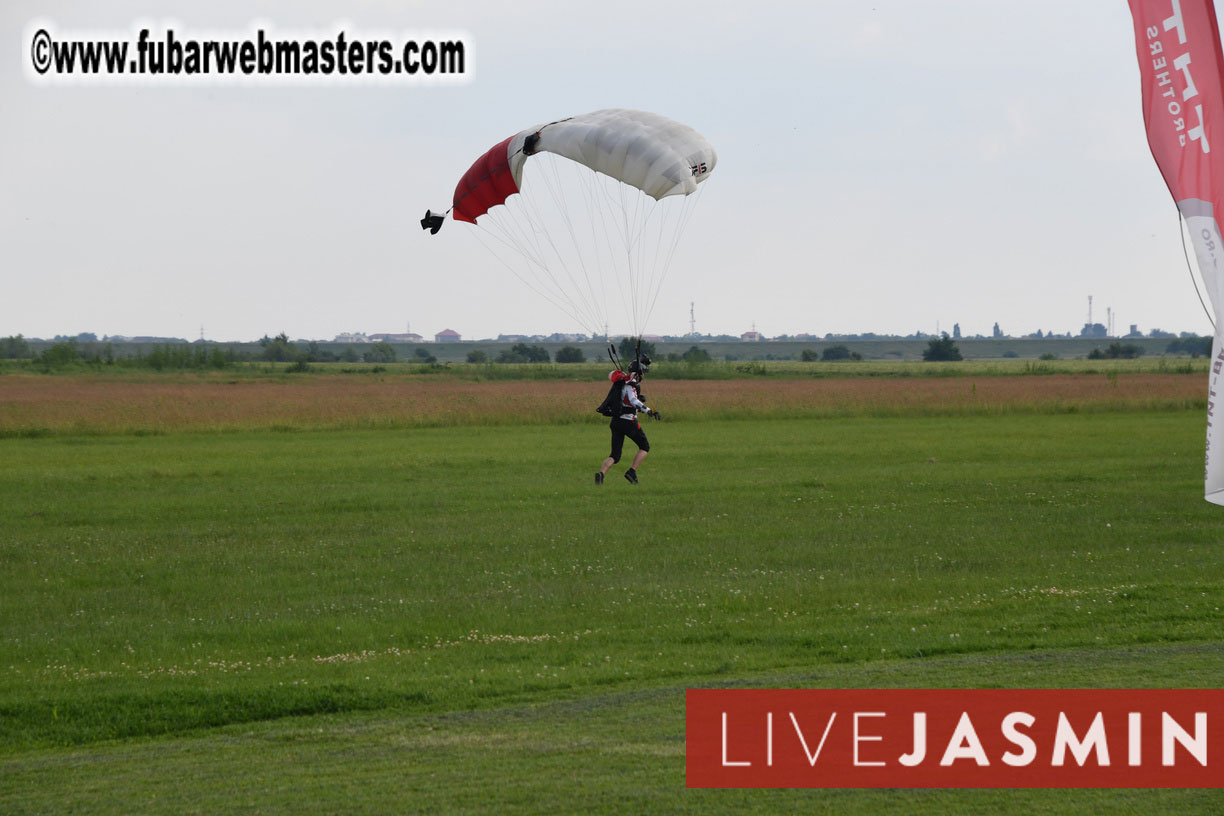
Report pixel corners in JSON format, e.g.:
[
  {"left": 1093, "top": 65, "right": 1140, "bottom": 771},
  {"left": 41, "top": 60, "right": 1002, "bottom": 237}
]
[
  {"left": 422, "top": 109, "right": 717, "bottom": 340},
  {"left": 596, "top": 369, "right": 629, "bottom": 417}
]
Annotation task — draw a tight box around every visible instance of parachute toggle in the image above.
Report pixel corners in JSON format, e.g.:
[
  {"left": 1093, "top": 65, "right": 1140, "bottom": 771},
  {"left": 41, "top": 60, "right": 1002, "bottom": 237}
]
[{"left": 420, "top": 209, "right": 445, "bottom": 235}]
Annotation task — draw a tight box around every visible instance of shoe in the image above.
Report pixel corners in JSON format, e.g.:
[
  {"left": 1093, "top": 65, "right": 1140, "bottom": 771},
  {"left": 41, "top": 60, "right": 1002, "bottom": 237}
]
[
  {"left": 595, "top": 472, "right": 604, "bottom": 485},
  {"left": 624, "top": 469, "right": 638, "bottom": 485}
]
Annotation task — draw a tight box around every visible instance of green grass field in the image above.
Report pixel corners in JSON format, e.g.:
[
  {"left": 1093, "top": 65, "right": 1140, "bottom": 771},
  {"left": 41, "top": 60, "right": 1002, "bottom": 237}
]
[{"left": 2, "top": 374, "right": 1222, "bottom": 813}]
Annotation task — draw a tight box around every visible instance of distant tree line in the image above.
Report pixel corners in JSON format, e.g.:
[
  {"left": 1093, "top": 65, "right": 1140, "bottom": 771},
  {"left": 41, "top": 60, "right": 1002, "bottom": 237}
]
[
  {"left": 466, "top": 343, "right": 591, "bottom": 364},
  {"left": 1087, "top": 342, "right": 1144, "bottom": 360},
  {"left": 799, "top": 345, "right": 863, "bottom": 362},
  {"left": 0, "top": 337, "right": 237, "bottom": 372},
  {"left": 2, "top": 335, "right": 31, "bottom": 359},
  {"left": 3, "top": 332, "right": 1216, "bottom": 371},
  {"left": 1166, "top": 336, "right": 1212, "bottom": 357},
  {"left": 922, "top": 334, "right": 963, "bottom": 362}
]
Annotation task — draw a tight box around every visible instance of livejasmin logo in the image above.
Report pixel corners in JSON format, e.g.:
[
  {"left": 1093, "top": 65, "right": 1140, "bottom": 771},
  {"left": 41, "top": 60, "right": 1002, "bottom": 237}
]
[{"left": 686, "top": 689, "right": 1224, "bottom": 788}]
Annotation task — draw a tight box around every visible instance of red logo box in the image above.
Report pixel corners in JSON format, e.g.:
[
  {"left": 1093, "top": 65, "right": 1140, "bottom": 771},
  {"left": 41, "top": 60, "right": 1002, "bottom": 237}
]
[{"left": 686, "top": 689, "right": 1223, "bottom": 788}]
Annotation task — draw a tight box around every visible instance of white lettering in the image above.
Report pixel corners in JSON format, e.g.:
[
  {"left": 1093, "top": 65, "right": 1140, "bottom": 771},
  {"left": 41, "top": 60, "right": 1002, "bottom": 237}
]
[
  {"left": 790, "top": 711, "right": 837, "bottom": 767},
  {"left": 1174, "top": 52, "right": 1198, "bottom": 100},
  {"left": 854, "top": 712, "right": 886, "bottom": 767},
  {"left": 767, "top": 712, "right": 773, "bottom": 766},
  {"left": 1165, "top": 0, "right": 1187, "bottom": 45},
  {"left": 898, "top": 712, "right": 926, "bottom": 766},
  {"left": 1162, "top": 712, "right": 1208, "bottom": 766},
  {"left": 1053, "top": 712, "right": 1110, "bottom": 767},
  {"left": 1001, "top": 711, "right": 1037, "bottom": 767},
  {"left": 1129, "top": 712, "right": 1143, "bottom": 766},
  {"left": 940, "top": 712, "right": 990, "bottom": 766},
  {"left": 1188, "top": 104, "right": 1210, "bottom": 154},
  {"left": 722, "top": 712, "right": 751, "bottom": 766}
]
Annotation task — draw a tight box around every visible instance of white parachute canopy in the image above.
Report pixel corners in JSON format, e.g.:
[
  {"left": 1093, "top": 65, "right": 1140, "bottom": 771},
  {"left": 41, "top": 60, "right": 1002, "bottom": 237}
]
[{"left": 431, "top": 109, "right": 717, "bottom": 339}]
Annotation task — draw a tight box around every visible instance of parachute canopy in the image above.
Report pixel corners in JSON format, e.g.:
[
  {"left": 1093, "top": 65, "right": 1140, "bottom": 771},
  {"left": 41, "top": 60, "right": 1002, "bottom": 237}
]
[
  {"left": 425, "top": 108, "right": 716, "bottom": 339},
  {"left": 450, "top": 109, "right": 716, "bottom": 224}
]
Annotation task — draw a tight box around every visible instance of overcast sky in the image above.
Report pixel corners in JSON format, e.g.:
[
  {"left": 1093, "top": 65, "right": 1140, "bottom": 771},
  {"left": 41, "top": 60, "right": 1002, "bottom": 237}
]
[{"left": 2, "top": 1, "right": 1216, "bottom": 342}]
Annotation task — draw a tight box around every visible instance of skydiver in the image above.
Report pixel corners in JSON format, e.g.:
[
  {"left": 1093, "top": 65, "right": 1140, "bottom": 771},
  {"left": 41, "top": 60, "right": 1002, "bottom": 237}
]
[{"left": 595, "top": 356, "right": 660, "bottom": 485}]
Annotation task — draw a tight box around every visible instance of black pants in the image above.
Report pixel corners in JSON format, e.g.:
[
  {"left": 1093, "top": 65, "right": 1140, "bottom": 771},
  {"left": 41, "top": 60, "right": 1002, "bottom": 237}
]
[{"left": 609, "top": 418, "right": 650, "bottom": 463}]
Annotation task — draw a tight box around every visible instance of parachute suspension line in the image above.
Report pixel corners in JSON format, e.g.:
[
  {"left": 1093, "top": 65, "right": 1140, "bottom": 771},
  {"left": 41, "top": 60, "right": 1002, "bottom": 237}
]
[
  {"left": 582, "top": 170, "right": 648, "bottom": 337},
  {"left": 628, "top": 196, "right": 663, "bottom": 336},
  {"left": 638, "top": 196, "right": 682, "bottom": 334},
  {"left": 529, "top": 156, "right": 599, "bottom": 332},
  {"left": 513, "top": 163, "right": 608, "bottom": 334},
  {"left": 577, "top": 163, "right": 620, "bottom": 338},
  {"left": 543, "top": 157, "right": 603, "bottom": 336},
  {"left": 472, "top": 208, "right": 596, "bottom": 330},
  {"left": 476, "top": 182, "right": 606, "bottom": 335},
  {"left": 630, "top": 189, "right": 650, "bottom": 337},
  {"left": 621, "top": 183, "right": 641, "bottom": 337},
  {"left": 558, "top": 156, "right": 612, "bottom": 337},
  {"left": 1178, "top": 206, "right": 1216, "bottom": 331},
  {"left": 476, "top": 206, "right": 549, "bottom": 270},
  {"left": 640, "top": 196, "right": 687, "bottom": 333},
  {"left": 588, "top": 170, "right": 626, "bottom": 338},
  {"left": 623, "top": 182, "right": 648, "bottom": 337},
  {"left": 618, "top": 184, "right": 634, "bottom": 336},
  {"left": 640, "top": 183, "right": 706, "bottom": 334},
  {"left": 590, "top": 175, "right": 637, "bottom": 338},
  {"left": 639, "top": 195, "right": 676, "bottom": 333},
  {"left": 467, "top": 227, "right": 603, "bottom": 335},
  {"left": 559, "top": 161, "right": 618, "bottom": 338}
]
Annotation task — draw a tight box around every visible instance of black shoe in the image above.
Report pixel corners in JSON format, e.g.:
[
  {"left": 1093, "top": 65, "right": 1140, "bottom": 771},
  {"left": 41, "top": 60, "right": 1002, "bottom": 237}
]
[
  {"left": 595, "top": 472, "right": 604, "bottom": 485},
  {"left": 624, "top": 469, "right": 638, "bottom": 485}
]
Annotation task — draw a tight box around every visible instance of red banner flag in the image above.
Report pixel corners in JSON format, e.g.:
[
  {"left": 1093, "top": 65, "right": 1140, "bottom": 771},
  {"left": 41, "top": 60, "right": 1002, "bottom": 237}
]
[{"left": 1128, "top": 0, "right": 1224, "bottom": 504}]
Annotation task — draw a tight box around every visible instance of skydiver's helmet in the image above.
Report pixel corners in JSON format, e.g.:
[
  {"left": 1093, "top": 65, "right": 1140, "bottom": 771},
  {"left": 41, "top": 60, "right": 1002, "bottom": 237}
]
[
  {"left": 628, "top": 354, "right": 651, "bottom": 378},
  {"left": 609, "top": 369, "right": 628, "bottom": 383}
]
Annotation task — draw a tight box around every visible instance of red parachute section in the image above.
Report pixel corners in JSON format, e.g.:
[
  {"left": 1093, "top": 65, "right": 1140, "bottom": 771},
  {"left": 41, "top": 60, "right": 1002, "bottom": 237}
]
[{"left": 452, "top": 136, "right": 519, "bottom": 224}]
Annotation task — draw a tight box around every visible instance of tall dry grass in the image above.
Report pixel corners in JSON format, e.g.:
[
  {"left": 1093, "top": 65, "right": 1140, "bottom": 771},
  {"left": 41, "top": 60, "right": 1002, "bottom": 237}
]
[{"left": 0, "top": 372, "right": 1208, "bottom": 436}]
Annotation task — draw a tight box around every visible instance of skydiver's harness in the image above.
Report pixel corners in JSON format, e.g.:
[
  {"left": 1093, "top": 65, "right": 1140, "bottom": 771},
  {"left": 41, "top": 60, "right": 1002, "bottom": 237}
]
[
  {"left": 595, "top": 381, "right": 625, "bottom": 418},
  {"left": 595, "top": 380, "right": 647, "bottom": 420},
  {"left": 596, "top": 342, "right": 658, "bottom": 421}
]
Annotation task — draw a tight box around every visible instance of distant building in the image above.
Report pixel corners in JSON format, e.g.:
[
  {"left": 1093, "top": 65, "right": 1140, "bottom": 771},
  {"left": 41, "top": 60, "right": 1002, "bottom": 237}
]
[
  {"left": 740, "top": 331, "right": 762, "bottom": 342},
  {"left": 435, "top": 328, "right": 462, "bottom": 342},
  {"left": 370, "top": 333, "right": 423, "bottom": 342},
  {"left": 334, "top": 332, "right": 370, "bottom": 343}
]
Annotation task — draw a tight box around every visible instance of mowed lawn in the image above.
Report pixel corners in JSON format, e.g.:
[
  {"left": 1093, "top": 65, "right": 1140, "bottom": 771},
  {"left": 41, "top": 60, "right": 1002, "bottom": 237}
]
[{"left": 1, "top": 374, "right": 1222, "bottom": 813}]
